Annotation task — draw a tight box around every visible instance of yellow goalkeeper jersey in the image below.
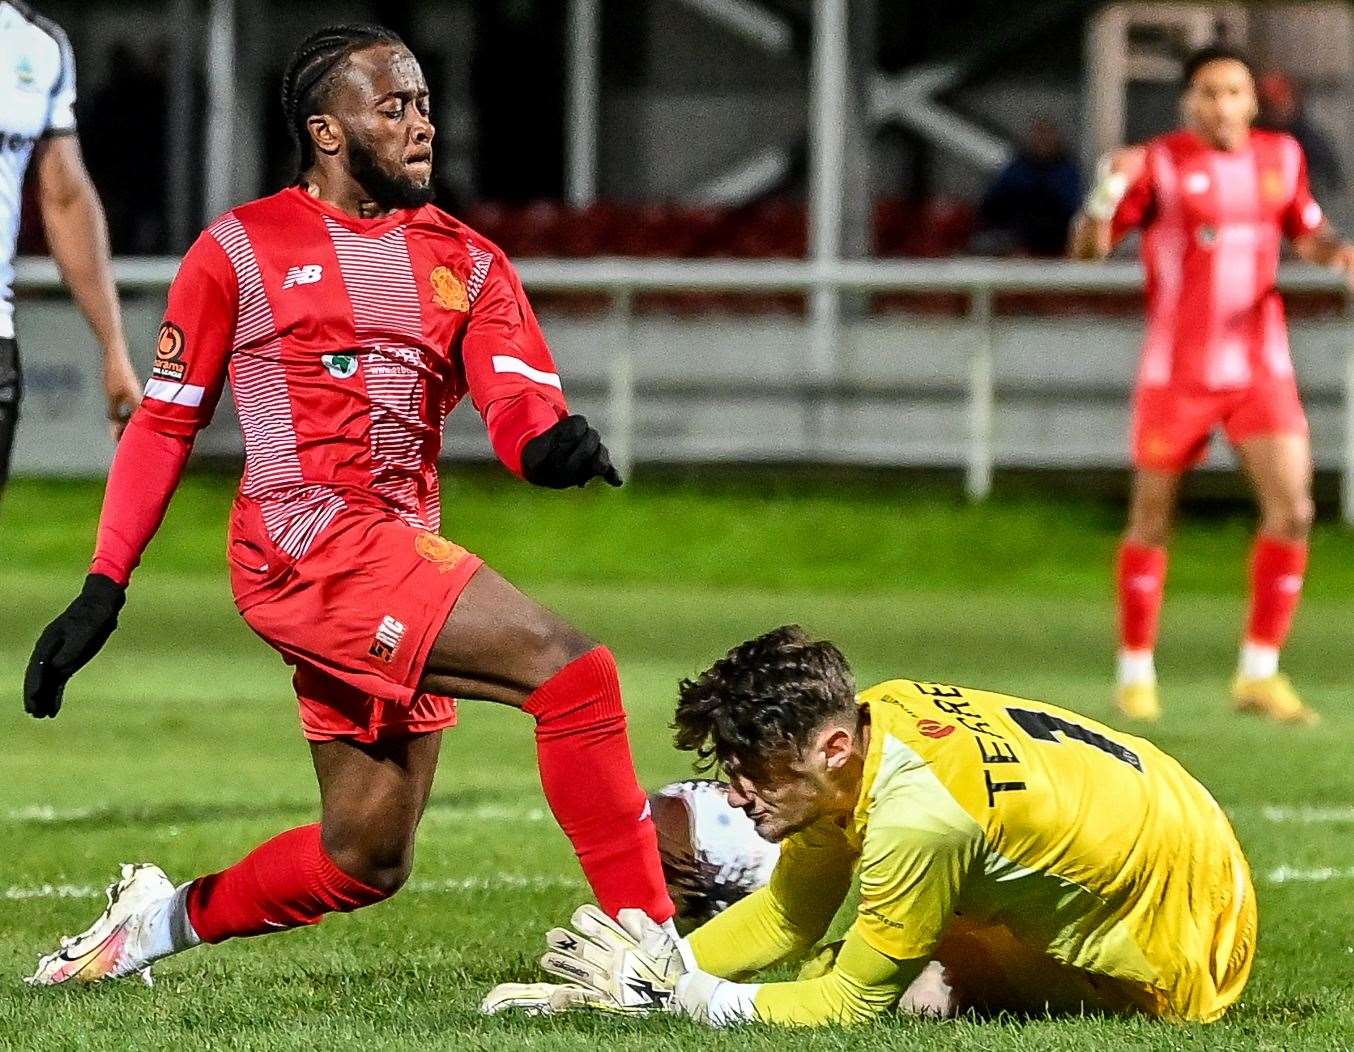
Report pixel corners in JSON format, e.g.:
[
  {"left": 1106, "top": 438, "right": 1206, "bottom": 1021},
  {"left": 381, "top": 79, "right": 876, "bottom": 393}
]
[
  {"left": 690, "top": 680, "right": 1255, "bottom": 1024},
  {"left": 848, "top": 680, "right": 1255, "bottom": 1021}
]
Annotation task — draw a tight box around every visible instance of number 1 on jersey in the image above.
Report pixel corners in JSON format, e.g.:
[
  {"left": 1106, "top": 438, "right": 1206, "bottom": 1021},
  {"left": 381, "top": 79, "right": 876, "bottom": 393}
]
[{"left": 1006, "top": 708, "right": 1144, "bottom": 772}]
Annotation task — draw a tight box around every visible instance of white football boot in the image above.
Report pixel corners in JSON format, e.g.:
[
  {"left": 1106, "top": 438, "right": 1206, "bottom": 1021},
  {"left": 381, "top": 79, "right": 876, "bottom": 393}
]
[{"left": 26, "top": 863, "right": 180, "bottom": 987}]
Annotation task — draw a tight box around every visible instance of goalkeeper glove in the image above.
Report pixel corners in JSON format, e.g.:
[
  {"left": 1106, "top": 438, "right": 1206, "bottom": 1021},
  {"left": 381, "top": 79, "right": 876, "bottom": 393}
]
[
  {"left": 480, "top": 981, "right": 643, "bottom": 1017},
  {"left": 538, "top": 905, "right": 683, "bottom": 1011},
  {"left": 24, "top": 573, "right": 126, "bottom": 718},
  {"left": 521, "top": 415, "right": 623, "bottom": 489}
]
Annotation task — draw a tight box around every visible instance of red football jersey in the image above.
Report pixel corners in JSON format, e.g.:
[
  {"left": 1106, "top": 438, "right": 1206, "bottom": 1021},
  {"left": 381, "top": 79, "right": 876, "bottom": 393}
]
[
  {"left": 139, "top": 187, "right": 568, "bottom": 560},
  {"left": 1112, "top": 130, "right": 1325, "bottom": 391}
]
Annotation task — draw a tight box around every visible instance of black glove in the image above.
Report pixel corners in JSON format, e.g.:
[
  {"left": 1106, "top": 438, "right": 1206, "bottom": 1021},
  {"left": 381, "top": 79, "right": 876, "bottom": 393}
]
[
  {"left": 24, "top": 573, "right": 126, "bottom": 719},
  {"left": 521, "top": 414, "right": 623, "bottom": 489}
]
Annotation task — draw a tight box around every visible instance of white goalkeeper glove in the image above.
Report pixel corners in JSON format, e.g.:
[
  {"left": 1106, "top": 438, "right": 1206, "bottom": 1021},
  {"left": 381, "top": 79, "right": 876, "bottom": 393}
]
[
  {"left": 539, "top": 904, "right": 685, "bottom": 1011},
  {"left": 1083, "top": 157, "right": 1130, "bottom": 222},
  {"left": 480, "top": 980, "right": 639, "bottom": 1017}
]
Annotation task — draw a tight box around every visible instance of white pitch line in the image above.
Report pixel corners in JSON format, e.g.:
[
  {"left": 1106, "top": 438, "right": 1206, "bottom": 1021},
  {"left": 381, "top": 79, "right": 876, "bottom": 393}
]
[
  {"left": 1257, "top": 805, "right": 1354, "bottom": 825},
  {"left": 1265, "top": 865, "right": 1354, "bottom": 885},
  {"left": 6, "top": 806, "right": 101, "bottom": 823},
  {"left": 3, "top": 874, "right": 581, "bottom": 903},
  {"left": 4, "top": 803, "right": 550, "bottom": 826}
]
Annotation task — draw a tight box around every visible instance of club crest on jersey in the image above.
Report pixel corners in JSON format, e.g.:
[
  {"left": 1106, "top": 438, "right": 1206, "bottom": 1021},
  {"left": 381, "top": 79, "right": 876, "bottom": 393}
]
[
  {"left": 282, "top": 264, "right": 324, "bottom": 289},
  {"left": 152, "top": 322, "right": 187, "bottom": 382},
  {"left": 321, "top": 353, "right": 359, "bottom": 379},
  {"left": 16, "top": 56, "right": 37, "bottom": 91},
  {"left": 430, "top": 266, "right": 469, "bottom": 312}
]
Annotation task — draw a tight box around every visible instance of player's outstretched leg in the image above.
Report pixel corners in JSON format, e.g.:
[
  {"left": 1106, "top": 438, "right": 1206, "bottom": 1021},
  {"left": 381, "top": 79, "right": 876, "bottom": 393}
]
[
  {"left": 1114, "top": 469, "right": 1180, "bottom": 721},
  {"left": 419, "top": 564, "right": 674, "bottom": 924},
  {"left": 1233, "top": 434, "right": 1317, "bottom": 724},
  {"left": 27, "top": 732, "right": 441, "bottom": 984}
]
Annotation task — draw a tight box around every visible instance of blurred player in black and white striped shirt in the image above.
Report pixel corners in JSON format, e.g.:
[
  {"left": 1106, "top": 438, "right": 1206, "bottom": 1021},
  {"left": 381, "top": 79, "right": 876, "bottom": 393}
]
[{"left": 0, "top": 1, "right": 139, "bottom": 499}]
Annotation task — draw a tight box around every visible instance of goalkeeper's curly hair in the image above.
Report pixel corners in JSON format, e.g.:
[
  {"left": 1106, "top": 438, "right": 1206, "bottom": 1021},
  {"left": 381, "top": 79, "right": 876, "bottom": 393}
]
[{"left": 673, "top": 625, "right": 857, "bottom": 780}]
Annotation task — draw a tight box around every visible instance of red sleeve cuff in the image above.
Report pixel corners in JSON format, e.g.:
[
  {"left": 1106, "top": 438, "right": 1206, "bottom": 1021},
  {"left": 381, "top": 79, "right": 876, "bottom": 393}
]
[{"left": 483, "top": 393, "right": 565, "bottom": 477}]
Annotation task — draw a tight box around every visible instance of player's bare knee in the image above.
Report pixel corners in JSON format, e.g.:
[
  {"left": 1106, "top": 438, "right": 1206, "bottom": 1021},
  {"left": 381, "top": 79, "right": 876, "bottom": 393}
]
[
  {"left": 519, "top": 617, "right": 595, "bottom": 687},
  {"left": 323, "top": 836, "right": 415, "bottom": 897},
  {"left": 1263, "top": 497, "right": 1313, "bottom": 542},
  {"left": 1125, "top": 515, "right": 1170, "bottom": 549}
]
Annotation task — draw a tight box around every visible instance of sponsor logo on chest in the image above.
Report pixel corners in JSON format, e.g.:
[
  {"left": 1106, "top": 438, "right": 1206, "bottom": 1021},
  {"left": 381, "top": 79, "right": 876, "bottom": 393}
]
[
  {"left": 282, "top": 264, "right": 324, "bottom": 289},
  {"left": 1184, "top": 170, "right": 1211, "bottom": 195},
  {"left": 321, "top": 353, "right": 359, "bottom": 379}
]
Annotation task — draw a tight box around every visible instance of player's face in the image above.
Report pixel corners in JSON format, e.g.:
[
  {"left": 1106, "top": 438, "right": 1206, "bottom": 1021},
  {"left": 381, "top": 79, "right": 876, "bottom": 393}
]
[
  {"left": 724, "top": 759, "right": 827, "bottom": 843},
  {"left": 333, "top": 44, "right": 436, "bottom": 208},
  {"left": 1184, "top": 59, "right": 1257, "bottom": 150}
]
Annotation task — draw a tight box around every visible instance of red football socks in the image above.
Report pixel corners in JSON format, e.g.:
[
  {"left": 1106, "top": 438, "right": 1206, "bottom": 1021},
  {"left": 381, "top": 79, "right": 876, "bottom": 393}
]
[
  {"left": 1245, "top": 535, "right": 1308, "bottom": 649},
  {"left": 525, "top": 646, "right": 674, "bottom": 923},
  {"left": 1117, "top": 541, "right": 1168, "bottom": 652},
  {"left": 185, "top": 824, "right": 388, "bottom": 944}
]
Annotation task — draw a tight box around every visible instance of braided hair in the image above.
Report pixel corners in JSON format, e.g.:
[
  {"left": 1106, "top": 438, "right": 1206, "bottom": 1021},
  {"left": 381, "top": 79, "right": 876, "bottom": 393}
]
[
  {"left": 673, "top": 626, "right": 858, "bottom": 781},
  {"left": 280, "top": 24, "right": 405, "bottom": 173}
]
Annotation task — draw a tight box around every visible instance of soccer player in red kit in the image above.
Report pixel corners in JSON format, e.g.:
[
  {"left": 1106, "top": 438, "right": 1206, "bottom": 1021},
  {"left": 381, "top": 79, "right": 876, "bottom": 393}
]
[
  {"left": 23, "top": 24, "right": 675, "bottom": 986},
  {"left": 1071, "top": 46, "right": 1354, "bottom": 725}
]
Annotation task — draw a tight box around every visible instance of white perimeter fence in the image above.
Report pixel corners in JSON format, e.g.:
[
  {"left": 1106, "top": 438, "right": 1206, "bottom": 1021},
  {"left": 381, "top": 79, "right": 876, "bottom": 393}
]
[{"left": 13, "top": 257, "right": 1354, "bottom": 522}]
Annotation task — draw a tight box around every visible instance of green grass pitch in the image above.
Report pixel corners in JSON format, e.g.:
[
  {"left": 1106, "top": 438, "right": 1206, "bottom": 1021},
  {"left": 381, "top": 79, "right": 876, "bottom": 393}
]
[{"left": 1, "top": 472, "right": 1351, "bottom": 1050}]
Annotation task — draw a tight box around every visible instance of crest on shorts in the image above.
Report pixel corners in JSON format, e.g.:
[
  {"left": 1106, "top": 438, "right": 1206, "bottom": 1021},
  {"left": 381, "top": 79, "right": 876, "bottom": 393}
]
[
  {"left": 430, "top": 266, "right": 469, "bottom": 312},
  {"left": 415, "top": 532, "right": 469, "bottom": 574},
  {"left": 152, "top": 322, "right": 187, "bottom": 381}
]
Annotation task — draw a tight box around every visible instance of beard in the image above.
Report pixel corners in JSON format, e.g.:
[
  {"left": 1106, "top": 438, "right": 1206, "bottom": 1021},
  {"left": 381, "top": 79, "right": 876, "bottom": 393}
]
[{"left": 347, "top": 133, "right": 435, "bottom": 210}]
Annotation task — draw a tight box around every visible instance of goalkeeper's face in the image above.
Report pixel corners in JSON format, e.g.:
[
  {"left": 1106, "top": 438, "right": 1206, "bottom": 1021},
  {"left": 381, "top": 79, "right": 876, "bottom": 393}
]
[
  {"left": 724, "top": 764, "right": 820, "bottom": 843},
  {"left": 722, "top": 724, "right": 860, "bottom": 843}
]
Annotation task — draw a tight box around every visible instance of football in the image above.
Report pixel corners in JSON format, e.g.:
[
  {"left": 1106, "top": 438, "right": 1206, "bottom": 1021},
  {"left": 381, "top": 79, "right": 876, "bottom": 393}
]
[{"left": 649, "top": 779, "right": 781, "bottom": 930}]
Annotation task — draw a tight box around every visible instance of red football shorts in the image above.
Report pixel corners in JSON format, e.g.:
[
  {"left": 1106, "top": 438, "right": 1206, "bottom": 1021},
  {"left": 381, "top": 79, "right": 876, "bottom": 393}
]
[
  {"left": 228, "top": 502, "right": 483, "bottom": 743},
  {"left": 1130, "top": 378, "right": 1308, "bottom": 472}
]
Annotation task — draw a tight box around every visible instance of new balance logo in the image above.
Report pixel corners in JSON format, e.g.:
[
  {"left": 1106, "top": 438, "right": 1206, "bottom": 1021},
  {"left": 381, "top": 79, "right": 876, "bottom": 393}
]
[
  {"left": 369, "top": 615, "right": 406, "bottom": 663},
  {"left": 282, "top": 264, "right": 323, "bottom": 289}
]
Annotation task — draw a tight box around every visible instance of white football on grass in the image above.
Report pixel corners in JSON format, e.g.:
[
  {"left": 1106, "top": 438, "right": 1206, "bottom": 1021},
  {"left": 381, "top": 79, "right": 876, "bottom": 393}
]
[{"left": 649, "top": 779, "right": 781, "bottom": 928}]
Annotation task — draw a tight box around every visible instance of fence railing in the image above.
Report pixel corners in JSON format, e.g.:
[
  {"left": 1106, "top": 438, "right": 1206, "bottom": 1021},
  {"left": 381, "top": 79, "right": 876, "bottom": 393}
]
[{"left": 15, "top": 256, "right": 1353, "bottom": 522}]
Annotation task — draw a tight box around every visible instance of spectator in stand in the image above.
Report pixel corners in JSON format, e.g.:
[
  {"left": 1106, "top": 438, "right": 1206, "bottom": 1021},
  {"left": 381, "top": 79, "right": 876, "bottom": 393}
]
[
  {"left": 972, "top": 120, "right": 1082, "bottom": 257},
  {"left": 1256, "top": 70, "right": 1344, "bottom": 199}
]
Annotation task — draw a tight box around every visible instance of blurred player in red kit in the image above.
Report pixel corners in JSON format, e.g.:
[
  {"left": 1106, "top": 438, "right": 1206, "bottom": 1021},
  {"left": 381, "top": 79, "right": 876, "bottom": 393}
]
[
  {"left": 23, "top": 24, "right": 674, "bottom": 985},
  {"left": 1072, "top": 46, "right": 1354, "bottom": 725}
]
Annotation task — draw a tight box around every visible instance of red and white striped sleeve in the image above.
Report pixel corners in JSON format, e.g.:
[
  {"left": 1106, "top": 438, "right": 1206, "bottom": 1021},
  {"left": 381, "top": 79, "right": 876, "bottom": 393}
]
[
  {"left": 460, "top": 245, "right": 569, "bottom": 476},
  {"left": 88, "top": 231, "right": 239, "bottom": 586},
  {"left": 138, "top": 231, "right": 239, "bottom": 438}
]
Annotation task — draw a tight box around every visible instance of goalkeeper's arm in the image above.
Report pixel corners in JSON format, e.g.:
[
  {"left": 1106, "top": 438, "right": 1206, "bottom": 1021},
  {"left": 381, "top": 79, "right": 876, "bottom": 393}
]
[
  {"left": 685, "top": 821, "right": 855, "bottom": 980},
  {"left": 1069, "top": 146, "right": 1147, "bottom": 261},
  {"left": 677, "top": 926, "right": 926, "bottom": 1027}
]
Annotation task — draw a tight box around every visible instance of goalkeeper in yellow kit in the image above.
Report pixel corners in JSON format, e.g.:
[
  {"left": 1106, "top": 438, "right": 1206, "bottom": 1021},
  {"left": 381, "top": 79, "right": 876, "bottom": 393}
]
[{"left": 484, "top": 625, "right": 1256, "bottom": 1027}]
